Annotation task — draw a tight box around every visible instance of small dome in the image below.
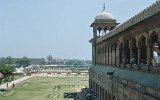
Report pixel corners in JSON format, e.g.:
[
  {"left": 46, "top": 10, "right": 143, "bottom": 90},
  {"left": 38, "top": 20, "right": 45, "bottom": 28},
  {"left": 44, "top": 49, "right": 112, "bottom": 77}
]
[{"left": 95, "top": 11, "right": 114, "bottom": 20}]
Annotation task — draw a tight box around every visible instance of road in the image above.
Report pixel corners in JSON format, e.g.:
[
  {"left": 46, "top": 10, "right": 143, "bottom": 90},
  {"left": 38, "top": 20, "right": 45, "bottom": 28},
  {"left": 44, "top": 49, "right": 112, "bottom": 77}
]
[{"left": 0, "top": 76, "right": 32, "bottom": 89}]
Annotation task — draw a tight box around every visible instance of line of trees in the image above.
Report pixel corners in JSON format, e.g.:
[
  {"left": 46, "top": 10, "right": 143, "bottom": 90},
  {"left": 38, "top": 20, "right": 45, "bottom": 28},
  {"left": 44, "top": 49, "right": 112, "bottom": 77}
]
[
  {"left": 65, "top": 59, "right": 92, "bottom": 66},
  {"left": 0, "top": 56, "right": 31, "bottom": 84}
]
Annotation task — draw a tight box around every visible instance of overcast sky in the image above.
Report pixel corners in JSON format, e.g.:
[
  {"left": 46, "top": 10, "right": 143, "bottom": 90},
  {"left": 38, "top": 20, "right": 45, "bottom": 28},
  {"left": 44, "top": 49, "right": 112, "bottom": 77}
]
[{"left": 0, "top": 0, "right": 157, "bottom": 60}]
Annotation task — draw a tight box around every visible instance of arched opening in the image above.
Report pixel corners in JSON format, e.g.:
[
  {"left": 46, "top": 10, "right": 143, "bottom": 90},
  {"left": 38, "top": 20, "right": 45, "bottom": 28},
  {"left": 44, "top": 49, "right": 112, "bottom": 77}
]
[
  {"left": 124, "top": 40, "right": 130, "bottom": 64},
  {"left": 119, "top": 43, "right": 123, "bottom": 65},
  {"left": 97, "top": 27, "right": 102, "bottom": 36},
  {"left": 139, "top": 35, "right": 147, "bottom": 64},
  {"left": 104, "top": 27, "right": 109, "bottom": 34},
  {"left": 150, "top": 32, "right": 159, "bottom": 66},
  {"left": 114, "top": 43, "right": 117, "bottom": 66},
  {"left": 131, "top": 38, "right": 138, "bottom": 64}
]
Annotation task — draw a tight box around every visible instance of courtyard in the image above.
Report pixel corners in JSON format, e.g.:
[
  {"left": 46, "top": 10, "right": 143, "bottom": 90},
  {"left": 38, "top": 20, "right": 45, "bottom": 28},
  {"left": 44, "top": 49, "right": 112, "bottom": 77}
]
[{"left": 0, "top": 77, "right": 88, "bottom": 100}]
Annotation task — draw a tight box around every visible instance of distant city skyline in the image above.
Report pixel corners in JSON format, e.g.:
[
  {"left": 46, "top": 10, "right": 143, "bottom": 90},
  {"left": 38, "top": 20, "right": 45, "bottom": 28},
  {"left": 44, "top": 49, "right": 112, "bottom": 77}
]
[{"left": 0, "top": 0, "right": 157, "bottom": 60}]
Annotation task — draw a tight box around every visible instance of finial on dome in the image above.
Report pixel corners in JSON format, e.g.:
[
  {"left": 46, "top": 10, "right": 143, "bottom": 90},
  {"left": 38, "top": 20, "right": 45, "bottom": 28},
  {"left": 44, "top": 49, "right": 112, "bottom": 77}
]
[{"left": 103, "top": 3, "right": 105, "bottom": 11}]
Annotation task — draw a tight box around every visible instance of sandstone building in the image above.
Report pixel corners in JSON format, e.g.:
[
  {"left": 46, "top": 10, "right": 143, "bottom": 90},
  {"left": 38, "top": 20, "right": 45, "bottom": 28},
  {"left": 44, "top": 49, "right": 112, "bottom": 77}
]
[{"left": 89, "top": 1, "right": 160, "bottom": 100}]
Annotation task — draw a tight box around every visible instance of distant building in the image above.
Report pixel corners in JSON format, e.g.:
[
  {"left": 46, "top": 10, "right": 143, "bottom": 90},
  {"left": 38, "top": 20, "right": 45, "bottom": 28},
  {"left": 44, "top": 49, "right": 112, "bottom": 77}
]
[
  {"left": 30, "top": 58, "right": 44, "bottom": 65},
  {"left": 47, "top": 55, "right": 53, "bottom": 61},
  {"left": 45, "top": 55, "right": 65, "bottom": 65},
  {"left": 89, "top": 1, "right": 160, "bottom": 100}
]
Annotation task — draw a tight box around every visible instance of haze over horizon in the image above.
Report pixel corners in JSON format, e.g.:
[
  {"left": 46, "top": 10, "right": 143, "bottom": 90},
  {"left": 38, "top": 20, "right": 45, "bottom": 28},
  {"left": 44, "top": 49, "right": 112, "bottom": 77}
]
[{"left": 0, "top": 0, "right": 157, "bottom": 60}]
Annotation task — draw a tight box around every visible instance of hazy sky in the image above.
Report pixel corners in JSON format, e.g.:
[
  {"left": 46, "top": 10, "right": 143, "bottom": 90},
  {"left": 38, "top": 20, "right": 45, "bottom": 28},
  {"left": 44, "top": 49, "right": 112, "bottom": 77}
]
[{"left": 0, "top": 0, "right": 157, "bottom": 59}]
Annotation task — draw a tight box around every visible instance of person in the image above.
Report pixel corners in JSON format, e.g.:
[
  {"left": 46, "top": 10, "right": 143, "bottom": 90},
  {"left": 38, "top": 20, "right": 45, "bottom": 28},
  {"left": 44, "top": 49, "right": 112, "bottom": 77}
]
[
  {"left": 151, "top": 58, "right": 156, "bottom": 66},
  {"left": 130, "top": 57, "right": 135, "bottom": 65},
  {"left": 153, "top": 51, "right": 158, "bottom": 66},
  {"left": 7, "top": 83, "right": 8, "bottom": 88},
  {"left": 157, "top": 53, "right": 160, "bottom": 67},
  {"left": 12, "top": 83, "right": 15, "bottom": 88}
]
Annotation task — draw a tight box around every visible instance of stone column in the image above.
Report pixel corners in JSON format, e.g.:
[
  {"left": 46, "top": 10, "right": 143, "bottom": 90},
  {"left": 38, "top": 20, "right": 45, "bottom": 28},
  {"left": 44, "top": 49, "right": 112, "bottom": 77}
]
[
  {"left": 93, "top": 26, "right": 97, "bottom": 38},
  {"left": 103, "top": 89, "right": 105, "bottom": 100},
  {"left": 109, "top": 49, "right": 111, "bottom": 66},
  {"left": 106, "top": 49, "right": 108, "bottom": 65},
  {"left": 100, "top": 87, "right": 102, "bottom": 100},
  {"left": 95, "top": 83, "right": 98, "bottom": 96},
  {"left": 112, "top": 48, "right": 115, "bottom": 66},
  {"left": 130, "top": 48, "right": 133, "bottom": 68},
  {"left": 103, "top": 49, "right": 105, "bottom": 65},
  {"left": 107, "top": 50, "right": 110, "bottom": 65},
  {"left": 130, "top": 48, "right": 133, "bottom": 60},
  {"left": 137, "top": 46, "right": 141, "bottom": 65},
  {"left": 122, "top": 47, "right": 126, "bottom": 67},
  {"left": 105, "top": 48, "right": 107, "bottom": 65},
  {"left": 147, "top": 38, "right": 152, "bottom": 71},
  {"left": 116, "top": 47, "right": 120, "bottom": 67},
  {"left": 89, "top": 79, "right": 91, "bottom": 88},
  {"left": 98, "top": 85, "right": 100, "bottom": 98},
  {"left": 110, "top": 49, "right": 112, "bottom": 66}
]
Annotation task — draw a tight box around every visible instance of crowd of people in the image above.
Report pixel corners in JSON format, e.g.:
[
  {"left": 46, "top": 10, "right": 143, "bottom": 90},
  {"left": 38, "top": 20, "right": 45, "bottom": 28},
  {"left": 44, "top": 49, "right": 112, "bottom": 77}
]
[{"left": 129, "top": 46, "right": 160, "bottom": 67}]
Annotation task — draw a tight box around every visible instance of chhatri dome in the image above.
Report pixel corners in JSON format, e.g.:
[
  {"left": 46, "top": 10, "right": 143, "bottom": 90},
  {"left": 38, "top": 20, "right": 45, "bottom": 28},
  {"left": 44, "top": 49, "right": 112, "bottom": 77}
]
[
  {"left": 90, "top": 3, "right": 119, "bottom": 38},
  {"left": 94, "top": 4, "right": 115, "bottom": 21},
  {"left": 95, "top": 11, "right": 114, "bottom": 20}
]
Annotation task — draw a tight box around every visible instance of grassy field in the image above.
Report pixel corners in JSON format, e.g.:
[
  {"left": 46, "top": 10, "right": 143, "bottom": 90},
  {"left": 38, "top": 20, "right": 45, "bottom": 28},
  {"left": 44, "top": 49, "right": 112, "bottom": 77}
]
[{"left": 0, "top": 77, "right": 88, "bottom": 100}]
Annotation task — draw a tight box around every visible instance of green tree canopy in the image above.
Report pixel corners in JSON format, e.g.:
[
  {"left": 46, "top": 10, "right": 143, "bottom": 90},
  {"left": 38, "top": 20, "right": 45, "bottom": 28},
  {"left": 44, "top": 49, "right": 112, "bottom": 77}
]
[
  {"left": 0, "top": 65, "right": 15, "bottom": 84},
  {"left": 16, "top": 57, "right": 31, "bottom": 68},
  {"left": 6, "top": 56, "right": 15, "bottom": 65}
]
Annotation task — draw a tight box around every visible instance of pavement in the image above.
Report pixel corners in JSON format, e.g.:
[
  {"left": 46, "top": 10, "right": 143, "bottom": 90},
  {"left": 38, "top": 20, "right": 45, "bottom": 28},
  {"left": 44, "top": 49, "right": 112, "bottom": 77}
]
[{"left": 0, "top": 76, "right": 32, "bottom": 89}]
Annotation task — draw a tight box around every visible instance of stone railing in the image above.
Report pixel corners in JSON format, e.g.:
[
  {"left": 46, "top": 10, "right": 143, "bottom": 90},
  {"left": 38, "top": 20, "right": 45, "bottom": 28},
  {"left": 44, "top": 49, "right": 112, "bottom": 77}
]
[{"left": 97, "top": 0, "right": 160, "bottom": 43}]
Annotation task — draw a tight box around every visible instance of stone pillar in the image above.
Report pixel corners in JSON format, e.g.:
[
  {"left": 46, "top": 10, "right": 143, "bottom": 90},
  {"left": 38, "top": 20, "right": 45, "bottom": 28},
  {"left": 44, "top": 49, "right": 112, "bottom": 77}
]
[
  {"left": 110, "top": 49, "right": 112, "bottom": 66},
  {"left": 122, "top": 47, "right": 126, "bottom": 67},
  {"left": 103, "top": 90, "right": 105, "bottom": 100},
  {"left": 93, "top": 26, "right": 97, "bottom": 38},
  {"left": 114, "top": 48, "right": 116, "bottom": 66},
  {"left": 130, "top": 48, "right": 133, "bottom": 60},
  {"left": 116, "top": 47, "right": 120, "bottom": 67},
  {"left": 105, "top": 48, "right": 107, "bottom": 65},
  {"left": 98, "top": 85, "right": 99, "bottom": 98},
  {"left": 147, "top": 39, "right": 152, "bottom": 71},
  {"left": 104, "top": 91, "right": 107, "bottom": 100},
  {"left": 108, "top": 49, "right": 109, "bottom": 65},
  {"left": 100, "top": 87, "right": 102, "bottom": 100},
  {"left": 93, "top": 45, "right": 96, "bottom": 65},
  {"left": 109, "top": 49, "right": 111, "bottom": 66},
  {"left": 103, "top": 49, "right": 105, "bottom": 65},
  {"left": 100, "top": 51, "right": 101, "bottom": 65},
  {"left": 89, "top": 79, "right": 91, "bottom": 88},
  {"left": 101, "top": 51, "right": 102, "bottom": 65},
  {"left": 137, "top": 47, "right": 141, "bottom": 65},
  {"left": 130, "top": 48, "right": 133, "bottom": 68},
  {"left": 96, "top": 84, "right": 98, "bottom": 96},
  {"left": 112, "top": 48, "right": 115, "bottom": 66},
  {"left": 106, "top": 49, "right": 108, "bottom": 65}
]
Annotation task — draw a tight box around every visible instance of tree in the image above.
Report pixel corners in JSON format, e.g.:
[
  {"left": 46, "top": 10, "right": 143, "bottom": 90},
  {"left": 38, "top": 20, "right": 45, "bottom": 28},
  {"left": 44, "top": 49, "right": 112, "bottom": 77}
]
[
  {"left": 0, "top": 57, "right": 7, "bottom": 65},
  {"left": 40, "top": 60, "right": 46, "bottom": 65},
  {"left": 0, "top": 65, "right": 15, "bottom": 84},
  {"left": 0, "top": 56, "right": 15, "bottom": 65},
  {"left": 16, "top": 57, "right": 31, "bottom": 68},
  {"left": 6, "top": 56, "right": 15, "bottom": 65}
]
